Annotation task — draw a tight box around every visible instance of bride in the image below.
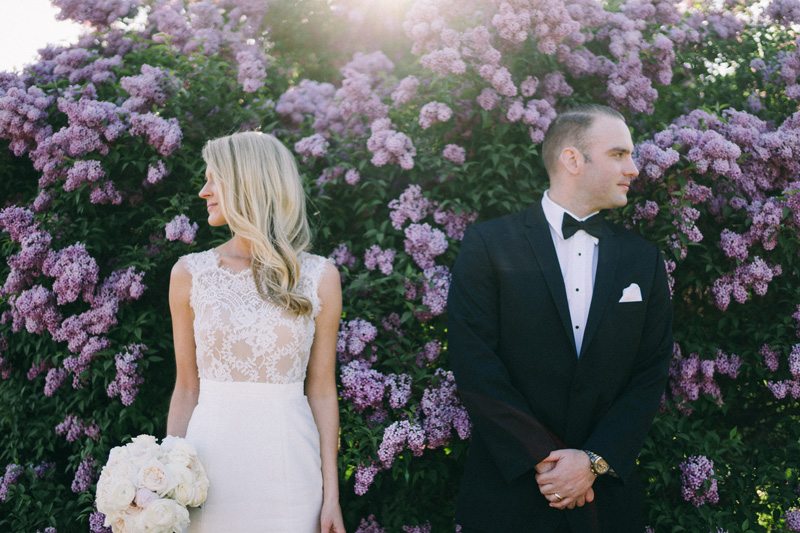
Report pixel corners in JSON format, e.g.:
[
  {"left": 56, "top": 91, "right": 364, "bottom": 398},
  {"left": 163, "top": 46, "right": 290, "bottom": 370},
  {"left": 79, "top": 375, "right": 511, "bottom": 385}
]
[{"left": 166, "top": 131, "right": 346, "bottom": 532}]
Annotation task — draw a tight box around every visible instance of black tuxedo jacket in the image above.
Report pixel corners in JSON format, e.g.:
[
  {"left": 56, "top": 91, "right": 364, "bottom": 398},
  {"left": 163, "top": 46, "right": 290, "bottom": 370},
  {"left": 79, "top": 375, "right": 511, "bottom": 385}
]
[{"left": 447, "top": 202, "right": 673, "bottom": 532}]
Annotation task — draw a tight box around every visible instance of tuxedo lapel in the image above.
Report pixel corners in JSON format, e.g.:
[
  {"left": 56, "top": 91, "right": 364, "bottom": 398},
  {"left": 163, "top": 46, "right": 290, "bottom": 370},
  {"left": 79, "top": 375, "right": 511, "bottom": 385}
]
[
  {"left": 579, "top": 221, "right": 620, "bottom": 358},
  {"left": 523, "top": 204, "right": 578, "bottom": 356}
]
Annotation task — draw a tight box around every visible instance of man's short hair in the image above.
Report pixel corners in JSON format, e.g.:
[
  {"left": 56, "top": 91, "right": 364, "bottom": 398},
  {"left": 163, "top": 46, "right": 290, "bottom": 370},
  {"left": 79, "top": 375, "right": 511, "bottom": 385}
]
[{"left": 541, "top": 104, "right": 626, "bottom": 175}]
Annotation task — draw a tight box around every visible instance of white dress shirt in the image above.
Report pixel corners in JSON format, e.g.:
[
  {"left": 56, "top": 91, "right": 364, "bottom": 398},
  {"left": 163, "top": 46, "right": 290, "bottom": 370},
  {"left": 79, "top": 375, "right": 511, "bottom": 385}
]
[{"left": 541, "top": 191, "right": 599, "bottom": 355}]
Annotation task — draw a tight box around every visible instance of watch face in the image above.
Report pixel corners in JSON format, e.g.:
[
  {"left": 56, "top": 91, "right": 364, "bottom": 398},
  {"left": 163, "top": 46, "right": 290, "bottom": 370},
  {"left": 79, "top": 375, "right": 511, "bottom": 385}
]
[{"left": 594, "top": 458, "right": 610, "bottom": 475}]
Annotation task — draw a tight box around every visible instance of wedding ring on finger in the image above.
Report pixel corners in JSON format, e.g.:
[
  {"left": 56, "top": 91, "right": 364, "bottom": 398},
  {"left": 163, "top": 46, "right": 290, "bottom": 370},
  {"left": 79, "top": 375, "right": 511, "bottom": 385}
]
[{"left": 553, "top": 492, "right": 564, "bottom": 502}]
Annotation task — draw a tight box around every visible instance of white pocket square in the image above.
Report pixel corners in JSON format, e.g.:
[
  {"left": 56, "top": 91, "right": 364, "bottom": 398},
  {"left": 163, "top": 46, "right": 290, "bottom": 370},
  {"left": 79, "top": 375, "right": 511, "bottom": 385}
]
[{"left": 618, "top": 283, "right": 643, "bottom": 303}]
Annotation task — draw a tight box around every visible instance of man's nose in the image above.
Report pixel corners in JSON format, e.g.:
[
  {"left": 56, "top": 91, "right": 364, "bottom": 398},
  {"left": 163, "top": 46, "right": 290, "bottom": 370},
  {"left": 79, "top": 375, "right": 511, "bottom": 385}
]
[{"left": 626, "top": 158, "right": 639, "bottom": 178}]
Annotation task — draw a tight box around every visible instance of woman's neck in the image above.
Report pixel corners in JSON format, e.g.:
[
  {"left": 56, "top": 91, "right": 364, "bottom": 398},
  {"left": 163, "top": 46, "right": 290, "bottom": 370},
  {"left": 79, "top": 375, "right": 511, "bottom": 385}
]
[{"left": 221, "top": 235, "right": 252, "bottom": 259}]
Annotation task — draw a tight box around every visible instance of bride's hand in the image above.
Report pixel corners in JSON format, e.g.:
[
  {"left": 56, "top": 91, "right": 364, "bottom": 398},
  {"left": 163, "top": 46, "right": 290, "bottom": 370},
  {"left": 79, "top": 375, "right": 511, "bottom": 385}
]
[{"left": 320, "top": 499, "right": 346, "bottom": 533}]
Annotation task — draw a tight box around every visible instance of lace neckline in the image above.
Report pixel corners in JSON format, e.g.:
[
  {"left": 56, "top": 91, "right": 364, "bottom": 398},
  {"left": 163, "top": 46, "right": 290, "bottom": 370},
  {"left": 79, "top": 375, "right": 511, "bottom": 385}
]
[{"left": 210, "top": 248, "right": 252, "bottom": 277}]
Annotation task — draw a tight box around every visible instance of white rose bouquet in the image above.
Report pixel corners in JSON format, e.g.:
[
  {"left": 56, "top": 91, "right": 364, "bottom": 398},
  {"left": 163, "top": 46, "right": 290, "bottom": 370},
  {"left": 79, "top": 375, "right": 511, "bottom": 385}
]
[{"left": 95, "top": 435, "right": 209, "bottom": 532}]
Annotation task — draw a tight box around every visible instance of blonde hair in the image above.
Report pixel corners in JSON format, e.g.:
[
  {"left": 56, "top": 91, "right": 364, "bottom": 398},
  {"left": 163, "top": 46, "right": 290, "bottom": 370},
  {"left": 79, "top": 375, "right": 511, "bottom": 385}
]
[{"left": 202, "top": 131, "right": 313, "bottom": 315}]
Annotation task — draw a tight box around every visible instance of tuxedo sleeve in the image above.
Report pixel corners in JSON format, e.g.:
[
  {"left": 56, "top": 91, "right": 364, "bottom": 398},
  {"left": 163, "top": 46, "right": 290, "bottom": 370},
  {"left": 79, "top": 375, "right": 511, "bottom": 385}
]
[
  {"left": 583, "top": 247, "right": 673, "bottom": 483},
  {"left": 448, "top": 226, "right": 558, "bottom": 483}
]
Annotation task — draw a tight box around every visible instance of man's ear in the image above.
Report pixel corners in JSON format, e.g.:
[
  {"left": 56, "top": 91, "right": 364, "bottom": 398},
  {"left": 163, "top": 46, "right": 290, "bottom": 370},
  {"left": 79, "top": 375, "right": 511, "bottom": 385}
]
[{"left": 558, "top": 146, "right": 583, "bottom": 175}]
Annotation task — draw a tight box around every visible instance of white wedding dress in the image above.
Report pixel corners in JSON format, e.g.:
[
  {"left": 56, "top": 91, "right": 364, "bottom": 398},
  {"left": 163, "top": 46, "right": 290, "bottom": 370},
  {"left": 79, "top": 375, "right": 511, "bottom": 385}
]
[{"left": 181, "top": 249, "right": 328, "bottom": 532}]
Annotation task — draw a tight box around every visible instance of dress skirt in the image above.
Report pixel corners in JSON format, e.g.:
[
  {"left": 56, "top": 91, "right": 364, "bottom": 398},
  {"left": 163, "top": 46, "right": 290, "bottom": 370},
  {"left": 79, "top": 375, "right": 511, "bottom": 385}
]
[{"left": 184, "top": 379, "right": 322, "bottom": 532}]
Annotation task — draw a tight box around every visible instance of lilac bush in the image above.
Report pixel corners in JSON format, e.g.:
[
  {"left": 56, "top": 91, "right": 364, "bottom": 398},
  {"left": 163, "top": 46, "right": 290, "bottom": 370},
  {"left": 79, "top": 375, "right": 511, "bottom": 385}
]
[{"left": 1, "top": 0, "right": 800, "bottom": 531}]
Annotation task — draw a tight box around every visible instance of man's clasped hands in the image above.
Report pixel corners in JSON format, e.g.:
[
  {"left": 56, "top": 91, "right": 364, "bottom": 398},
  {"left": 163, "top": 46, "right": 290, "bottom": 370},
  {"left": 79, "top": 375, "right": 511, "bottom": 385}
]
[{"left": 535, "top": 449, "right": 597, "bottom": 510}]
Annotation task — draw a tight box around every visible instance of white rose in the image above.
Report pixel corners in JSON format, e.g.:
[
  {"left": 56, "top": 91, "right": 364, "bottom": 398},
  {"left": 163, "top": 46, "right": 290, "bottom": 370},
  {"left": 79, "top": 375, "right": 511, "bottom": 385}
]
[
  {"left": 139, "top": 498, "right": 190, "bottom": 532},
  {"left": 110, "top": 506, "right": 143, "bottom": 533},
  {"left": 190, "top": 470, "right": 209, "bottom": 507},
  {"left": 106, "top": 446, "right": 131, "bottom": 468},
  {"left": 128, "top": 435, "right": 161, "bottom": 464},
  {"left": 134, "top": 488, "right": 159, "bottom": 507},
  {"left": 137, "top": 460, "right": 174, "bottom": 495},
  {"left": 96, "top": 473, "right": 136, "bottom": 515},
  {"left": 170, "top": 482, "right": 196, "bottom": 508},
  {"left": 131, "top": 434, "right": 158, "bottom": 448},
  {"left": 165, "top": 464, "right": 193, "bottom": 506},
  {"left": 162, "top": 436, "right": 197, "bottom": 467}
]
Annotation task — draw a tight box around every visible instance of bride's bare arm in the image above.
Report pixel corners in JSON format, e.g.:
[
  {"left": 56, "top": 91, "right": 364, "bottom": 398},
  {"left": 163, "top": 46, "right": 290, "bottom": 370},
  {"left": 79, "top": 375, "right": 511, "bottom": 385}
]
[
  {"left": 166, "top": 259, "right": 200, "bottom": 438},
  {"left": 306, "top": 262, "right": 346, "bottom": 532}
]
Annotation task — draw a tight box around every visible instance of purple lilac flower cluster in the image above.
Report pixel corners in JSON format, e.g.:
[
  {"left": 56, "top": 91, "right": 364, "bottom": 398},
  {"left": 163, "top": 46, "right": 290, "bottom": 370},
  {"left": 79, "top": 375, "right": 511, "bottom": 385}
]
[
  {"left": 364, "top": 245, "right": 396, "bottom": 275},
  {"left": 42, "top": 243, "right": 99, "bottom": 305},
  {"left": 667, "top": 344, "right": 741, "bottom": 414},
  {"left": 106, "top": 343, "right": 147, "bottom": 406},
  {"left": 388, "top": 185, "right": 433, "bottom": 230},
  {"left": 120, "top": 64, "right": 179, "bottom": 112},
  {"left": 0, "top": 463, "right": 24, "bottom": 502},
  {"left": 144, "top": 0, "right": 271, "bottom": 93},
  {"left": 416, "top": 340, "right": 441, "bottom": 367},
  {"left": 765, "top": 344, "right": 800, "bottom": 400},
  {"left": 376, "top": 420, "right": 425, "bottom": 468},
  {"left": 418, "top": 101, "right": 452, "bottom": 129},
  {"left": 433, "top": 208, "right": 477, "bottom": 240},
  {"left": 276, "top": 80, "right": 336, "bottom": 128},
  {"left": 27, "top": 360, "right": 50, "bottom": 381},
  {"left": 344, "top": 169, "right": 361, "bottom": 185},
  {"left": 679, "top": 455, "right": 719, "bottom": 507},
  {"left": 44, "top": 367, "right": 69, "bottom": 396},
  {"left": 418, "top": 266, "right": 450, "bottom": 320},
  {"left": 55, "top": 414, "right": 101, "bottom": 442},
  {"left": 354, "top": 514, "right": 385, "bottom": 533},
  {"left": 277, "top": 52, "right": 393, "bottom": 138},
  {"left": 353, "top": 463, "right": 381, "bottom": 496},
  {"left": 5, "top": 261, "right": 145, "bottom": 391},
  {"left": 71, "top": 457, "right": 96, "bottom": 493},
  {"left": 404, "top": 224, "right": 447, "bottom": 270},
  {"left": 0, "top": 86, "right": 54, "bottom": 156},
  {"left": 420, "top": 369, "right": 471, "bottom": 448},
  {"left": 30, "top": 97, "right": 128, "bottom": 194},
  {"left": 391, "top": 76, "right": 419, "bottom": 106},
  {"left": 786, "top": 508, "right": 800, "bottom": 532},
  {"left": 53, "top": 0, "right": 138, "bottom": 27},
  {"left": 367, "top": 118, "right": 416, "bottom": 170},
  {"left": 442, "top": 144, "right": 466, "bottom": 165},
  {"left": 402, "top": 0, "right": 691, "bottom": 133},
  {"left": 711, "top": 257, "right": 782, "bottom": 311},
  {"left": 146, "top": 160, "right": 169, "bottom": 185},
  {"left": 340, "top": 359, "right": 386, "bottom": 411},
  {"left": 294, "top": 133, "right": 329, "bottom": 159},
  {"left": 89, "top": 511, "right": 112, "bottom": 533},
  {"left": 329, "top": 243, "right": 358, "bottom": 269},
  {"left": 164, "top": 214, "right": 199, "bottom": 244},
  {"left": 337, "top": 318, "right": 378, "bottom": 363},
  {"left": 385, "top": 373, "right": 413, "bottom": 409},
  {"left": 129, "top": 112, "right": 182, "bottom": 157}
]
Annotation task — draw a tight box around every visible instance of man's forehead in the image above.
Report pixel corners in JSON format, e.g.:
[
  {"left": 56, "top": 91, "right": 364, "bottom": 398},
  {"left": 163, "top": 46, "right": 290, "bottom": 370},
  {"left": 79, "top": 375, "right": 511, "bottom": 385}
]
[{"left": 588, "top": 116, "right": 634, "bottom": 149}]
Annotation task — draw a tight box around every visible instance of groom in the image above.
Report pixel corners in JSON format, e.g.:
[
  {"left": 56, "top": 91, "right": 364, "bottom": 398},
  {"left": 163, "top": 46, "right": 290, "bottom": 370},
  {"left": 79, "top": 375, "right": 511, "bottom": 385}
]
[{"left": 447, "top": 104, "right": 673, "bottom": 532}]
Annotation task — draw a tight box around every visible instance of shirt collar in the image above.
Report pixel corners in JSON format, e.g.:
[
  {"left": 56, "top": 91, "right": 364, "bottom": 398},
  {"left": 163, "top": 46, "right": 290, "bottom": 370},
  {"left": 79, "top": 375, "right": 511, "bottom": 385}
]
[{"left": 541, "top": 190, "right": 600, "bottom": 241}]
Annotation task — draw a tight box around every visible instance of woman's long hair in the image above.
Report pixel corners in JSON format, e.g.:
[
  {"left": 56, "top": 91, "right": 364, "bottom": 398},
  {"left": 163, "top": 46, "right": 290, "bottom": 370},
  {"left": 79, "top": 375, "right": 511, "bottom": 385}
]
[{"left": 202, "top": 131, "right": 313, "bottom": 316}]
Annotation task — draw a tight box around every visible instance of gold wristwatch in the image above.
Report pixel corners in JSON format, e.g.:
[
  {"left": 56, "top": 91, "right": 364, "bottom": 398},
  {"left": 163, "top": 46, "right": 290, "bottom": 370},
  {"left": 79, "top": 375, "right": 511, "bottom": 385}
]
[{"left": 583, "top": 450, "right": 610, "bottom": 476}]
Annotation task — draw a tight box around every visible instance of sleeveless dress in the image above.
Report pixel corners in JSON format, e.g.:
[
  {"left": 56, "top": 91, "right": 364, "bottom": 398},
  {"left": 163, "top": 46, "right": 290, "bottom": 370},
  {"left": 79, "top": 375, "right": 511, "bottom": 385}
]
[{"left": 181, "top": 249, "right": 329, "bottom": 532}]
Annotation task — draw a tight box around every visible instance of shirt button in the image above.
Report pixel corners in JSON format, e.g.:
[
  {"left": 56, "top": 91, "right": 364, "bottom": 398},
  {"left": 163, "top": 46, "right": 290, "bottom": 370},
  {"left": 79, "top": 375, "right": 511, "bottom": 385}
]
[
  {"left": 575, "top": 325, "right": 580, "bottom": 329},
  {"left": 578, "top": 253, "right": 582, "bottom": 256},
  {"left": 575, "top": 288, "right": 580, "bottom": 292}
]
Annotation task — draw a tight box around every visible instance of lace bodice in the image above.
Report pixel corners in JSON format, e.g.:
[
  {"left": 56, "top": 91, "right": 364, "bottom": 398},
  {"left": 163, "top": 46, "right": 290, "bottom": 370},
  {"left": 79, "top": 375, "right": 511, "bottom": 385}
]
[{"left": 182, "top": 249, "right": 331, "bottom": 384}]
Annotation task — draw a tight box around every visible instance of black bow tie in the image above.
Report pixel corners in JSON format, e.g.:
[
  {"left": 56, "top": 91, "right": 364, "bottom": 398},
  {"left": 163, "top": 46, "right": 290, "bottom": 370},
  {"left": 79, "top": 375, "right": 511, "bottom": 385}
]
[{"left": 561, "top": 213, "right": 604, "bottom": 239}]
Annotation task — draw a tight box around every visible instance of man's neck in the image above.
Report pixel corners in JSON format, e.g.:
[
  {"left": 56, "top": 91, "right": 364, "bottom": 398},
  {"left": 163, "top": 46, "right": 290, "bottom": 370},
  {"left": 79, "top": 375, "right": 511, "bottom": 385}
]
[{"left": 545, "top": 188, "right": 597, "bottom": 220}]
